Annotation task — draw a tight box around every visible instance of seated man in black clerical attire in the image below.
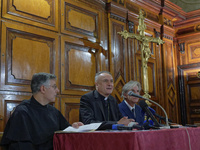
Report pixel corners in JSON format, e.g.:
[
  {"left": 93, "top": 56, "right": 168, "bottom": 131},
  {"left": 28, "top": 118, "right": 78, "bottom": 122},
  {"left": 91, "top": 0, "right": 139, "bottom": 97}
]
[
  {"left": 79, "top": 71, "right": 135, "bottom": 129},
  {"left": 0, "top": 72, "right": 83, "bottom": 150}
]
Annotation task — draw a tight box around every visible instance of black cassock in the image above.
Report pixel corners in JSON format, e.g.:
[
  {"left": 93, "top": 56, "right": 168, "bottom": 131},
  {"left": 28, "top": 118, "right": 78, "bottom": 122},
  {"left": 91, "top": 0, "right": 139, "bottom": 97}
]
[{"left": 0, "top": 96, "right": 70, "bottom": 150}]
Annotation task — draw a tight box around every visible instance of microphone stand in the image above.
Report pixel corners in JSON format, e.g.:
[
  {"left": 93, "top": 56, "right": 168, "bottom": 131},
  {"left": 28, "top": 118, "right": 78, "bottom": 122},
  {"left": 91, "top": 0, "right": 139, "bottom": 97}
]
[
  {"left": 128, "top": 91, "right": 170, "bottom": 129},
  {"left": 154, "top": 113, "right": 172, "bottom": 124},
  {"left": 144, "top": 98, "right": 170, "bottom": 128}
]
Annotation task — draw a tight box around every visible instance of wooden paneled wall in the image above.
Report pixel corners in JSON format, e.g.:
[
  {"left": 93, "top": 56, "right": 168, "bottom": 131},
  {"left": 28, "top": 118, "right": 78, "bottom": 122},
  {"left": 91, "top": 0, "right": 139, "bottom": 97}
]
[
  {"left": 177, "top": 33, "right": 200, "bottom": 125},
  {"left": 0, "top": 0, "right": 108, "bottom": 131},
  {"left": 173, "top": 5, "right": 200, "bottom": 125},
  {"left": 1, "top": 0, "right": 200, "bottom": 134}
]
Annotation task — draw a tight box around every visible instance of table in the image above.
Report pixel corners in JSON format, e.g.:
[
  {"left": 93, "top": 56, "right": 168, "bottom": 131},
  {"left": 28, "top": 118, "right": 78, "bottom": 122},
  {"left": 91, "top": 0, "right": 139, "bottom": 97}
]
[{"left": 53, "top": 127, "right": 200, "bottom": 150}]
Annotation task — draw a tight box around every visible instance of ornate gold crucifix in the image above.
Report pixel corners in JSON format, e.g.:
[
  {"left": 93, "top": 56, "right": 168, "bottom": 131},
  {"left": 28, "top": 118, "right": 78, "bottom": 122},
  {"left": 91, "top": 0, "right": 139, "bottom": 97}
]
[{"left": 118, "top": 10, "right": 164, "bottom": 98}]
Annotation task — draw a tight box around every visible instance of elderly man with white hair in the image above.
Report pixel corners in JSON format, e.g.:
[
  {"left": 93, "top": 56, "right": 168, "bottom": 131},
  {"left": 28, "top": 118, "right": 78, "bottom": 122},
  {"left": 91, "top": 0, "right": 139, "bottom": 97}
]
[{"left": 119, "top": 80, "right": 145, "bottom": 126}]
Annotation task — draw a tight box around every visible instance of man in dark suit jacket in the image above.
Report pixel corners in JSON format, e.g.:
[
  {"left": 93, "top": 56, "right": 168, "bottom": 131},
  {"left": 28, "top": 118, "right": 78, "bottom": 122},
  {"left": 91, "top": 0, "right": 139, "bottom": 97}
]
[
  {"left": 118, "top": 81, "right": 145, "bottom": 126},
  {"left": 119, "top": 100, "right": 144, "bottom": 125},
  {"left": 79, "top": 71, "right": 134, "bottom": 129}
]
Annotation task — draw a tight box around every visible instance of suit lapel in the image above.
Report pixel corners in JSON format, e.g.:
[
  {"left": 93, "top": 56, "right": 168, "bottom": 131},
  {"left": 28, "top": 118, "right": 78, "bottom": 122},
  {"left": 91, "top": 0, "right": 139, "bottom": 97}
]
[
  {"left": 108, "top": 97, "right": 115, "bottom": 120},
  {"left": 121, "top": 101, "right": 135, "bottom": 119},
  {"left": 135, "top": 104, "right": 143, "bottom": 124},
  {"left": 94, "top": 91, "right": 106, "bottom": 120}
]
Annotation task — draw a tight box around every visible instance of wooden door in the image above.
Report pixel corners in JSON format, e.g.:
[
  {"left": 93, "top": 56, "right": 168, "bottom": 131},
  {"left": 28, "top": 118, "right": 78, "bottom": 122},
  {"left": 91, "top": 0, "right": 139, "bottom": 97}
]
[{"left": 177, "top": 33, "right": 200, "bottom": 125}]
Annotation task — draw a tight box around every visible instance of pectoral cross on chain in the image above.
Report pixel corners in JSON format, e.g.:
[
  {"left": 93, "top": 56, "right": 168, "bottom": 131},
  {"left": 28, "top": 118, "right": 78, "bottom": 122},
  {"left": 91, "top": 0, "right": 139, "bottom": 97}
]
[{"left": 118, "top": 10, "right": 164, "bottom": 98}]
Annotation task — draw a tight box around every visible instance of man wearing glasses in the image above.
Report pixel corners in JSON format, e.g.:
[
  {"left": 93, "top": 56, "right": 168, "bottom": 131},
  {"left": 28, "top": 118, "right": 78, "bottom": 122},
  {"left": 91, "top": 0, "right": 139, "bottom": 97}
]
[{"left": 1, "top": 72, "right": 83, "bottom": 150}]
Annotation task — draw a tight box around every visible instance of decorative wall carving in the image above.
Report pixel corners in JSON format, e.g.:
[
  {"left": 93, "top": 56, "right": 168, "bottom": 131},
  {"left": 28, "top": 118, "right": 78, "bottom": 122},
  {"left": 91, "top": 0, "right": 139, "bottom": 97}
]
[
  {"left": 164, "top": 17, "right": 172, "bottom": 27},
  {"left": 179, "top": 42, "right": 185, "bottom": 54},
  {"left": 196, "top": 25, "right": 200, "bottom": 31},
  {"left": 110, "top": 13, "right": 126, "bottom": 23},
  {"left": 188, "top": 42, "right": 200, "bottom": 63},
  {"left": 128, "top": 22, "right": 134, "bottom": 34}
]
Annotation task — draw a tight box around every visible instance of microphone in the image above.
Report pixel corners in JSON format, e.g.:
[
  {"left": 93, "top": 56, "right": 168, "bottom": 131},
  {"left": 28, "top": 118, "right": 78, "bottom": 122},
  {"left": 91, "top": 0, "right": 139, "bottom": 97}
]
[
  {"left": 139, "top": 100, "right": 161, "bottom": 127},
  {"left": 128, "top": 91, "right": 170, "bottom": 128}
]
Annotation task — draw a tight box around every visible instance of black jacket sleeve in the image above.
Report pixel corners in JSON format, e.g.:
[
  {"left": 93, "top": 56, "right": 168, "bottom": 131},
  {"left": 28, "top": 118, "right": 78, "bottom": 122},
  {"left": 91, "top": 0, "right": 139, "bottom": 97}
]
[{"left": 79, "top": 92, "right": 119, "bottom": 130}]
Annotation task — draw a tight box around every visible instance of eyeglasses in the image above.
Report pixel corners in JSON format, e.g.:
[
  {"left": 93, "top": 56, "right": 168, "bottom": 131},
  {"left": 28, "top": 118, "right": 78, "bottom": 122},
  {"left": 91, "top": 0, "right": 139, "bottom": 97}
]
[
  {"left": 51, "top": 84, "right": 58, "bottom": 90},
  {"left": 44, "top": 84, "right": 58, "bottom": 90}
]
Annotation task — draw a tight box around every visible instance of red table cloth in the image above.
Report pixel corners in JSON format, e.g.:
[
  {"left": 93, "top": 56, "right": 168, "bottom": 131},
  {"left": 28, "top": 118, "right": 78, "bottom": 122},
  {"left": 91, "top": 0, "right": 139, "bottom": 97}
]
[{"left": 53, "top": 127, "right": 200, "bottom": 150}]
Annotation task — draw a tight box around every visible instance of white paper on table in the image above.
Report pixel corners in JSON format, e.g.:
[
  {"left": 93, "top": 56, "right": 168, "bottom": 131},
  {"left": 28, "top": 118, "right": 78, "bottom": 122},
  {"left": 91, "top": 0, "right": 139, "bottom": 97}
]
[{"left": 61, "top": 122, "right": 102, "bottom": 133}]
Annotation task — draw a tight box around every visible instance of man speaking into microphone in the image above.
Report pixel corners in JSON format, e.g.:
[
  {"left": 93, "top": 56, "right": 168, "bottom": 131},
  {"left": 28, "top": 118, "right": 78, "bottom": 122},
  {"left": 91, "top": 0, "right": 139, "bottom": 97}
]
[
  {"left": 118, "top": 81, "right": 145, "bottom": 126},
  {"left": 119, "top": 80, "right": 161, "bottom": 127}
]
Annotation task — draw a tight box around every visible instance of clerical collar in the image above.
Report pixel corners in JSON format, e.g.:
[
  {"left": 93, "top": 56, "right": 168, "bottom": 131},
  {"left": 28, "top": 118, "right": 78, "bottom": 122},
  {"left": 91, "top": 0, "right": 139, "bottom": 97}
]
[
  {"left": 97, "top": 91, "right": 108, "bottom": 101},
  {"left": 31, "top": 96, "right": 48, "bottom": 108},
  {"left": 124, "top": 100, "right": 135, "bottom": 111}
]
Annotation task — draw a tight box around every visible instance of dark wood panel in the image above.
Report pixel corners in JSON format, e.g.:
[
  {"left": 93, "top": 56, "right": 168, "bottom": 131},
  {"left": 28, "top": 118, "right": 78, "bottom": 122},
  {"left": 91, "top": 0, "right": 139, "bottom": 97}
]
[
  {"left": 61, "top": 97, "right": 80, "bottom": 124},
  {"left": 177, "top": 33, "right": 200, "bottom": 125},
  {"left": 108, "top": 15, "right": 127, "bottom": 101},
  {"left": 0, "top": 132, "right": 3, "bottom": 150},
  {"left": 2, "top": 0, "right": 58, "bottom": 31},
  {"left": 127, "top": 38, "right": 136, "bottom": 80},
  {"left": 178, "top": 63, "right": 200, "bottom": 125},
  {"left": 0, "top": 21, "right": 59, "bottom": 92},
  {"left": 61, "top": 0, "right": 100, "bottom": 41},
  {"left": 0, "top": 0, "right": 1, "bottom": 19},
  {"left": 4, "top": 100, "right": 21, "bottom": 125},
  {"left": 165, "top": 42, "right": 176, "bottom": 87},
  {"left": 187, "top": 40, "right": 200, "bottom": 64},
  {"left": 61, "top": 36, "right": 98, "bottom": 95},
  {"left": 0, "top": 94, "right": 31, "bottom": 131},
  {"left": 112, "top": 21, "right": 126, "bottom": 82},
  {"left": 162, "top": 37, "right": 179, "bottom": 123},
  {"left": 177, "top": 33, "right": 200, "bottom": 65}
]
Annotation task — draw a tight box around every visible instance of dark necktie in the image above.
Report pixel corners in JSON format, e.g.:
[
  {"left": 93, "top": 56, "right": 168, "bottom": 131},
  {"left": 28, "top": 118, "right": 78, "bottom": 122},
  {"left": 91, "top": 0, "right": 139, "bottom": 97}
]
[{"left": 132, "top": 108, "right": 135, "bottom": 119}]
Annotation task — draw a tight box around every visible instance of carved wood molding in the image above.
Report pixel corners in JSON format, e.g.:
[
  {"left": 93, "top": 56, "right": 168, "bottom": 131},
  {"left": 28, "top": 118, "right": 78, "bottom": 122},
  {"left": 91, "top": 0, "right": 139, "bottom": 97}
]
[
  {"left": 110, "top": 13, "right": 126, "bottom": 23},
  {"left": 107, "top": 1, "right": 128, "bottom": 19}
]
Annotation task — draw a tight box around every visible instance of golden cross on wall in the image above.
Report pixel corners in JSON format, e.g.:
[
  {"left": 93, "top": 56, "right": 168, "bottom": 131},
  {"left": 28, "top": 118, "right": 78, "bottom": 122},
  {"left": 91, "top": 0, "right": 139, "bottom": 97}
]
[{"left": 118, "top": 9, "right": 165, "bottom": 98}]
